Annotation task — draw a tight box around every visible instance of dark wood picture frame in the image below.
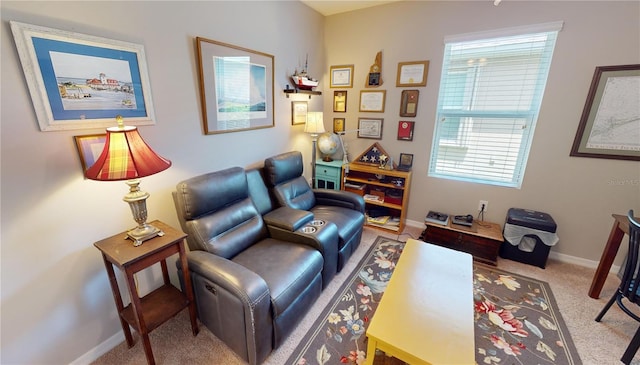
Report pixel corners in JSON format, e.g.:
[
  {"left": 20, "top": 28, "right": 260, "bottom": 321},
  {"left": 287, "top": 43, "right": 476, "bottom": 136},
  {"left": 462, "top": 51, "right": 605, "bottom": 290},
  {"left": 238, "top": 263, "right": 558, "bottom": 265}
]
[
  {"left": 397, "top": 121, "right": 415, "bottom": 141},
  {"left": 570, "top": 64, "right": 640, "bottom": 161},
  {"left": 74, "top": 133, "right": 106, "bottom": 174},
  {"left": 400, "top": 90, "right": 419, "bottom": 117}
]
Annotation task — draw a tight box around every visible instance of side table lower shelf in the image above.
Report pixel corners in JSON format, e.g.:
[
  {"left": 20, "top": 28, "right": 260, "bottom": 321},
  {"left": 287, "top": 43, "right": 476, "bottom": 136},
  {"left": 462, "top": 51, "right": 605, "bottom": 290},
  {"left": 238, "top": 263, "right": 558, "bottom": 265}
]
[
  {"left": 420, "top": 220, "right": 504, "bottom": 266},
  {"left": 120, "top": 285, "right": 189, "bottom": 333}
]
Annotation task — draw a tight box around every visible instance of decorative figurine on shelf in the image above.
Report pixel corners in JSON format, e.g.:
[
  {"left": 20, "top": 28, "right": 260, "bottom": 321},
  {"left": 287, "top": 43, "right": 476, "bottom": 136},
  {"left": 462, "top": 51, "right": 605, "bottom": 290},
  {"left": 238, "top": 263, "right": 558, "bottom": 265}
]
[
  {"left": 366, "top": 51, "right": 383, "bottom": 88},
  {"left": 290, "top": 54, "right": 319, "bottom": 90},
  {"left": 378, "top": 153, "right": 388, "bottom": 169}
]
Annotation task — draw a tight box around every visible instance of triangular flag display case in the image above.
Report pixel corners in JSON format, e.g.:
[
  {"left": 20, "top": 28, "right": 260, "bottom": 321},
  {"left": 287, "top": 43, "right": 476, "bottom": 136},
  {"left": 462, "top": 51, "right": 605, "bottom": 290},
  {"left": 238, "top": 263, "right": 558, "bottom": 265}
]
[{"left": 352, "top": 142, "right": 398, "bottom": 169}]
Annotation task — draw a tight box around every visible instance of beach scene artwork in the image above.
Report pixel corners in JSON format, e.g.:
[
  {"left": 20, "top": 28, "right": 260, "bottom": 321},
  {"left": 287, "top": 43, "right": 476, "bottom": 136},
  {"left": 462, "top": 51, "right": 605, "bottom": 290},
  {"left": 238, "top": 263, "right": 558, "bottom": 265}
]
[{"left": 50, "top": 51, "right": 137, "bottom": 111}]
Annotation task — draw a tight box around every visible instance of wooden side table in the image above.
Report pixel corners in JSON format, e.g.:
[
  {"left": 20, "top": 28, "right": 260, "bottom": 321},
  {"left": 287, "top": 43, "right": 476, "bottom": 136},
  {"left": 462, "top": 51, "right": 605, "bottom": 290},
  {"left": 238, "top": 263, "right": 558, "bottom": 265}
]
[
  {"left": 94, "top": 220, "right": 198, "bottom": 365},
  {"left": 315, "top": 159, "right": 343, "bottom": 190},
  {"left": 420, "top": 219, "right": 504, "bottom": 266}
]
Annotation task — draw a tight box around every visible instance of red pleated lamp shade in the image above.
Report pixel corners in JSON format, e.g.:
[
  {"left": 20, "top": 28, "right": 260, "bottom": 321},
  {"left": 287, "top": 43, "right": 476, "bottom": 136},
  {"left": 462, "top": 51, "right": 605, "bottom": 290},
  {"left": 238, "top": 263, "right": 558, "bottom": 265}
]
[{"left": 85, "top": 122, "right": 171, "bottom": 181}]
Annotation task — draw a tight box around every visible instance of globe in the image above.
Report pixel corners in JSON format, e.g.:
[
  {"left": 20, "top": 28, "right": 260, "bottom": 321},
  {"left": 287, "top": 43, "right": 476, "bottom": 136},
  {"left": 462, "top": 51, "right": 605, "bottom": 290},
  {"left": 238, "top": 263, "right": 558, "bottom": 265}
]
[{"left": 317, "top": 132, "right": 340, "bottom": 161}]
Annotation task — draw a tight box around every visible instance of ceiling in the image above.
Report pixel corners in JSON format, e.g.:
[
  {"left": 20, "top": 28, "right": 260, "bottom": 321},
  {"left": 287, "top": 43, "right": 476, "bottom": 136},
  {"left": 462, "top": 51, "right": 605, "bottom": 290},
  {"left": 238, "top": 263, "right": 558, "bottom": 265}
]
[{"left": 300, "top": 0, "right": 403, "bottom": 16}]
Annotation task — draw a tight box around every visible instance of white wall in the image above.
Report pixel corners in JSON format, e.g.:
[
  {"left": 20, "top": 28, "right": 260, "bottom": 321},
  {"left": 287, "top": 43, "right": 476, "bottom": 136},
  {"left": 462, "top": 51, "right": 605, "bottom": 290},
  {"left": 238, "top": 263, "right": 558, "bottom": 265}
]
[
  {"left": 323, "top": 1, "right": 640, "bottom": 261},
  {"left": 1, "top": 1, "right": 323, "bottom": 363}
]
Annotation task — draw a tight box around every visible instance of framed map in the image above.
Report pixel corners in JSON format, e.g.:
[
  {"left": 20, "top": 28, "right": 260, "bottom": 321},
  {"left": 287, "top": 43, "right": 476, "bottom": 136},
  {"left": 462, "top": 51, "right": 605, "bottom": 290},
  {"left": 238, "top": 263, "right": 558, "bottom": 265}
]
[{"left": 571, "top": 64, "right": 640, "bottom": 161}]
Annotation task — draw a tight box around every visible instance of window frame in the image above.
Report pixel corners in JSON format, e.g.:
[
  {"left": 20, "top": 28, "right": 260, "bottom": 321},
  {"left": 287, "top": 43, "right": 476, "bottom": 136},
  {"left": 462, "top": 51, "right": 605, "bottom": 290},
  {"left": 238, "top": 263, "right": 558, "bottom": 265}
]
[{"left": 429, "top": 22, "right": 563, "bottom": 188}]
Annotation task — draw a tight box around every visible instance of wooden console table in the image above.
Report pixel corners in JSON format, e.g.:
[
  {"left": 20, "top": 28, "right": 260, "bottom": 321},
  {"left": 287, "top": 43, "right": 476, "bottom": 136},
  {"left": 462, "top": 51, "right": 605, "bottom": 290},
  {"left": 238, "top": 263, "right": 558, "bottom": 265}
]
[
  {"left": 420, "top": 219, "right": 504, "bottom": 266},
  {"left": 589, "top": 214, "right": 637, "bottom": 299},
  {"left": 94, "top": 220, "right": 199, "bottom": 365}
]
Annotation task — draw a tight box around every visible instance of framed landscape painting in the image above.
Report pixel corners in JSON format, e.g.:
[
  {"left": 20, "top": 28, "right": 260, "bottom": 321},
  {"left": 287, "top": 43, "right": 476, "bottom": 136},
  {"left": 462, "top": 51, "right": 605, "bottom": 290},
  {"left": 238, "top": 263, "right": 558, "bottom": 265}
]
[
  {"left": 196, "top": 37, "right": 274, "bottom": 135},
  {"left": 10, "top": 21, "right": 156, "bottom": 131}
]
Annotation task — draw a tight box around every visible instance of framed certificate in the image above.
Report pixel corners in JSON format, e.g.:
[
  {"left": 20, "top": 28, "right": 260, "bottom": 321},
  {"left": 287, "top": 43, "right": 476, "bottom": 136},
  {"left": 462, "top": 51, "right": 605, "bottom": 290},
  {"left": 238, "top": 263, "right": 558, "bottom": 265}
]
[
  {"left": 330, "top": 64, "right": 354, "bottom": 88},
  {"left": 396, "top": 60, "right": 429, "bottom": 87},
  {"left": 359, "top": 90, "right": 386, "bottom": 112},
  {"left": 358, "top": 118, "right": 383, "bottom": 139}
]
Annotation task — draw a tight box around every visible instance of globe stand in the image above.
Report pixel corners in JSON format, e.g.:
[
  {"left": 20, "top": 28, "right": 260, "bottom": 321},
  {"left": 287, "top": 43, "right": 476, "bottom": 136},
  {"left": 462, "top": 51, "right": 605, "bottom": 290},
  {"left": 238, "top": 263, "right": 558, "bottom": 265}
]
[{"left": 322, "top": 155, "right": 334, "bottom": 162}]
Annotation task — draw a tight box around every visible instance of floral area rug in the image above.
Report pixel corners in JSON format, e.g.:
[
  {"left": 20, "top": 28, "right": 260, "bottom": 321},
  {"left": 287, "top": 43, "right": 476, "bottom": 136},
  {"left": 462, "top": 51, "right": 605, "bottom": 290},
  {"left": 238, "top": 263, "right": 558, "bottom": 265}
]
[{"left": 286, "top": 237, "right": 582, "bottom": 365}]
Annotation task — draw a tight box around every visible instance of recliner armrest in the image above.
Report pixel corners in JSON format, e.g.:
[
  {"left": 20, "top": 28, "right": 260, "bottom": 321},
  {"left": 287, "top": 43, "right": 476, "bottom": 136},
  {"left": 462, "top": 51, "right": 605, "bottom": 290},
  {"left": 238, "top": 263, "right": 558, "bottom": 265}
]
[
  {"left": 266, "top": 221, "right": 339, "bottom": 288},
  {"left": 177, "top": 250, "right": 272, "bottom": 365},
  {"left": 263, "top": 206, "right": 314, "bottom": 231},
  {"left": 313, "top": 189, "right": 366, "bottom": 213},
  {"left": 179, "top": 250, "right": 270, "bottom": 306}
]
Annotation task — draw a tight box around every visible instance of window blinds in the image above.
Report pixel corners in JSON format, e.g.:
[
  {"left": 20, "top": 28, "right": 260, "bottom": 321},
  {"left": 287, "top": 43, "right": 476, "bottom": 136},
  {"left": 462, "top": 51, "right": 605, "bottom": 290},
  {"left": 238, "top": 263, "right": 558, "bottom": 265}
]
[{"left": 429, "top": 23, "right": 562, "bottom": 188}]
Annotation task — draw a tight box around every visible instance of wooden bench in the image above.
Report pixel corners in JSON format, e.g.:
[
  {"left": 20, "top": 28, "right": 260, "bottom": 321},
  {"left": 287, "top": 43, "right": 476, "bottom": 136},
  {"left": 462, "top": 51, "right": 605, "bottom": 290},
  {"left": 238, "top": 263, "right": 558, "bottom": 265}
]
[{"left": 364, "top": 239, "right": 475, "bottom": 365}]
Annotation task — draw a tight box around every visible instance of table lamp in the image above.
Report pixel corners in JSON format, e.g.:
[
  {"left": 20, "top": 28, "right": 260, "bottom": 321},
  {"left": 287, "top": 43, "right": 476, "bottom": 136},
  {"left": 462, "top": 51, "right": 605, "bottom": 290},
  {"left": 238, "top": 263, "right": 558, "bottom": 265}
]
[
  {"left": 305, "top": 112, "right": 325, "bottom": 187},
  {"left": 85, "top": 115, "right": 171, "bottom": 246}
]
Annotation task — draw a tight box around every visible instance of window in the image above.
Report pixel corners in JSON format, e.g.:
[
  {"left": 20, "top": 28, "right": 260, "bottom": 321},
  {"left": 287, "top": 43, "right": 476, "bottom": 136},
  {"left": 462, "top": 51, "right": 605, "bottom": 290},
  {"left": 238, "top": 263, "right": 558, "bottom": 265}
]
[{"left": 429, "top": 22, "right": 563, "bottom": 188}]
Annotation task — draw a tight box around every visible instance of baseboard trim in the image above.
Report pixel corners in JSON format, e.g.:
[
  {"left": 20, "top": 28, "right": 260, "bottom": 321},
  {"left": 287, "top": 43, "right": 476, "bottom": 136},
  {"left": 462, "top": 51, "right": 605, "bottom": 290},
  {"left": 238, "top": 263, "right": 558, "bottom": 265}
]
[
  {"left": 69, "top": 331, "right": 124, "bottom": 365},
  {"left": 405, "top": 218, "right": 621, "bottom": 274}
]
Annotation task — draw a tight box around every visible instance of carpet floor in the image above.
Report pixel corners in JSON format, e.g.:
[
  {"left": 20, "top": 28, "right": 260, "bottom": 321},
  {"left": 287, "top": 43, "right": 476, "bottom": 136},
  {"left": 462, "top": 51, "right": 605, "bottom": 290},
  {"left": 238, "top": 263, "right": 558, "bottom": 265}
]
[
  {"left": 91, "top": 226, "right": 640, "bottom": 365},
  {"left": 285, "top": 236, "right": 581, "bottom": 365}
]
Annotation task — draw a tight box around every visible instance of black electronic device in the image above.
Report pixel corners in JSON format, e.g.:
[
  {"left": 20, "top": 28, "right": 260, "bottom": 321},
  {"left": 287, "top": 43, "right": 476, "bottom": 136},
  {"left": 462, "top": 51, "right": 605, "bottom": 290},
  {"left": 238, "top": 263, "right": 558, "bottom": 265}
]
[
  {"left": 425, "top": 210, "right": 449, "bottom": 226},
  {"left": 453, "top": 214, "right": 474, "bottom": 227}
]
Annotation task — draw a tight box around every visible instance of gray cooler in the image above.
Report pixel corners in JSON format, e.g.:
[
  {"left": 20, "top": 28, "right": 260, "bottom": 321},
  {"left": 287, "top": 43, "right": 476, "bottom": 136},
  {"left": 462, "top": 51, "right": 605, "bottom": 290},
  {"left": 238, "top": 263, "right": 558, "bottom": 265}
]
[{"left": 500, "top": 208, "right": 558, "bottom": 268}]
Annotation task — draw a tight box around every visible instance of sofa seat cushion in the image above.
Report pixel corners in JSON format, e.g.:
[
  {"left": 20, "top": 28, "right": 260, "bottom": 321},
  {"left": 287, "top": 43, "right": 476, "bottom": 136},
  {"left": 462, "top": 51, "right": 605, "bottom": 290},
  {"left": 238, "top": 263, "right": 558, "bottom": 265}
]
[
  {"left": 310, "top": 206, "right": 365, "bottom": 248},
  {"left": 232, "top": 238, "right": 323, "bottom": 317}
]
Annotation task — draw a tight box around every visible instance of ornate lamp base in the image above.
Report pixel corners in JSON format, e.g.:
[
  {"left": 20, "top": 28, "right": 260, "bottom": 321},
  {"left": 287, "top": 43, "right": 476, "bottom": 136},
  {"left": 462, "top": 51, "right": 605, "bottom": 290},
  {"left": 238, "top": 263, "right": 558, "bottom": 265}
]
[
  {"left": 126, "top": 223, "right": 163, "bottom": 246},
  {"left": 123, "top": 179, "right": 163, "bottom": 246}
]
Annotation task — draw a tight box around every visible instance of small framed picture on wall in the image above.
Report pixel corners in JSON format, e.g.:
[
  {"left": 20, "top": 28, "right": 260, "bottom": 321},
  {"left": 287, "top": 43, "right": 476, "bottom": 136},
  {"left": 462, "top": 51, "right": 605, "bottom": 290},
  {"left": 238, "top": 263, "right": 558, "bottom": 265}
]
[
  {"left": 333, "top": 91, "right": 347, "bottom": 112},
  {"left": 358, "top": 118, "right": 383, "bottom": 139},
  {"left": 291, "top": 101, "right": 308, "bottom": 125},
  {"left": 400, "top": 90, "right": 419, "bottom": 117},
  {"left": 397, "top": 121, "right": 415, "bottom": 141},
  {"left": 333, "top": 118, "right": 345, "bottom": 133}
]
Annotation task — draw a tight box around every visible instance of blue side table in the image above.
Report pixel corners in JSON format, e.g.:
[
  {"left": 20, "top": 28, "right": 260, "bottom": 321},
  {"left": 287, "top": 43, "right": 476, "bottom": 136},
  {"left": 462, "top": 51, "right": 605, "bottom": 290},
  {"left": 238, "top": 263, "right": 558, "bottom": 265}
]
[{"left": 315, "top": 159, "right": 343, "bottom": 190}]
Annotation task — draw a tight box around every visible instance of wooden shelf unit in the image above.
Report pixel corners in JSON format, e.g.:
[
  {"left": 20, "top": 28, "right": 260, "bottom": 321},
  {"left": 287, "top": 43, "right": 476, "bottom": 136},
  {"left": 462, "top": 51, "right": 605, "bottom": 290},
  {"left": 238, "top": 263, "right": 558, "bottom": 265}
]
[{"left": 342, "top": 163, "right": 412, "bottom": 233}]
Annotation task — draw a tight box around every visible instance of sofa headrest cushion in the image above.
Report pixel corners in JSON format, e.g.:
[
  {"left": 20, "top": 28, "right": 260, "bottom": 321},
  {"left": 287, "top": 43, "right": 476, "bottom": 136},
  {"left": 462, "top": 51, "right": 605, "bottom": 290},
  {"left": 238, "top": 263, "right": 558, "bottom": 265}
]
[
  {"left": 264, "top": 151, "right": 304, "bottom": 186},
  {"left": 176, "top": 166, "right": 248, "bottom": 220}
]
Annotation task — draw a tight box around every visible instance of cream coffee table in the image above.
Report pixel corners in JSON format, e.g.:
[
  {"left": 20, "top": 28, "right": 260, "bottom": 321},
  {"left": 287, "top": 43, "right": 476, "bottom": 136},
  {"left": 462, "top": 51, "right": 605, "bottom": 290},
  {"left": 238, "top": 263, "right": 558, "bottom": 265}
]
[{"left": 364, "top": 239, "right": 474, "bottom": 365}]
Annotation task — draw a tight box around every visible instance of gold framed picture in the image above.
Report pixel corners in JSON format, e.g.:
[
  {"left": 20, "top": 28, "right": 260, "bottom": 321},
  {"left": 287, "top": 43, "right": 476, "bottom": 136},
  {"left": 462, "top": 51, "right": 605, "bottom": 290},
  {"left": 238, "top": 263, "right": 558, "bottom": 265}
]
[
  {"left": 359, "top": 90, "right": 386, "bottom": 113},
  {"left": 396, "top": 60, "right": 429, "bottom": 87},
  {"left": 333, "top": 118, "right": 345, "bottom": 133},
  {"left": 333, "top": 91, "right": 347, "bottom": 112},
  {"left": 330, "top": 64, "right": 354, "bottom": 88}
]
